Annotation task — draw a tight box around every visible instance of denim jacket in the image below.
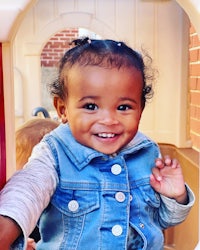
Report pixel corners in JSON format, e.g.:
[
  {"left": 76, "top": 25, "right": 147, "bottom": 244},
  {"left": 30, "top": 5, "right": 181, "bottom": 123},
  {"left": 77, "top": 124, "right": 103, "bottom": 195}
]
[{"left": 32, "top": 123, "right": 194, "bottom": 250}]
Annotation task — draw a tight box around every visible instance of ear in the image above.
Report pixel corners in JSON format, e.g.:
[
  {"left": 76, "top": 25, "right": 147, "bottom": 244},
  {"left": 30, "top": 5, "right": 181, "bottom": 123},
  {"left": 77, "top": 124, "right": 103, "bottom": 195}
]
[{"left": 54, "top": 97, "right": 68, "bottom": 123}]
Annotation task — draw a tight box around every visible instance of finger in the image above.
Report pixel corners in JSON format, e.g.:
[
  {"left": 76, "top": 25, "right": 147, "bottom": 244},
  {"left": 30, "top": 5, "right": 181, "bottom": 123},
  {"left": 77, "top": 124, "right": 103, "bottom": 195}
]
[
  {"left": 171, "top": 158, "right": 180, "bottom": 168},
  {"left": 150, "top": 174, "right": 161, "bottom": 192},
  {"left": 27, "top": 238, "right": 34, "bottom": 243},
  {"left": 151, "top": 167, "right": 162, "bottom": 181},
  {"left": 27, "top": 238, "right": 36, "bottom": 249},
  {"left": 155, "top": 158, "right": 165, "bottom": 169},
  {"left": 26, "top": 246, "right": 35, "bottom": 250},
  {"left": 164, "top": 155, "right": 172, "bottom": 166},
  {"left": 164, "top": 156, "right": 179, "bottom": 168}
]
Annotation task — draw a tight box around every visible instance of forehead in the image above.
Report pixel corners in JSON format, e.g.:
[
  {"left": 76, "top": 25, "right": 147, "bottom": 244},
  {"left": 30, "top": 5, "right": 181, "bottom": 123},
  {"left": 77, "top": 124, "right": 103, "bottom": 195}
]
[
  {"left": 66, "top": 65, "right": 143, "bottom": 96},
  {"left": 67, "top": 64, "right": 143, "bottom": 83}
]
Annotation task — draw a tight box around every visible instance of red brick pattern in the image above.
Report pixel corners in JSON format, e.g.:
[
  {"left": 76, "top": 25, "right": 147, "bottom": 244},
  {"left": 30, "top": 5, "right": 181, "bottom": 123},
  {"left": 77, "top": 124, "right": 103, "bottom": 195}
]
[
  {"left": 189, "top": 25, "right": 200, "bottom": 151},
  {"left": 41, "top": 29, "right": 78, "bottom": 67}
]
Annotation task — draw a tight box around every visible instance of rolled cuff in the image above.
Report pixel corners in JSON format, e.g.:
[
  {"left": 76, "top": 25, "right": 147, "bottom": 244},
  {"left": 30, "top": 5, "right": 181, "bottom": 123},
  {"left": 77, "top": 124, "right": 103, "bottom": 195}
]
[{"left": 160, "top": 183, "right": 195, "bottom": 225}]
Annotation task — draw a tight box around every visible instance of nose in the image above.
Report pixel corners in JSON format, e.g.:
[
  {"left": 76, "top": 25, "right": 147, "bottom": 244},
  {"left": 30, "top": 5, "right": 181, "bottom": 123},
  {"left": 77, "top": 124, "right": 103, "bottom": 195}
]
[{"left": 99, "top": 110, "right": 119, "bottom": 126}]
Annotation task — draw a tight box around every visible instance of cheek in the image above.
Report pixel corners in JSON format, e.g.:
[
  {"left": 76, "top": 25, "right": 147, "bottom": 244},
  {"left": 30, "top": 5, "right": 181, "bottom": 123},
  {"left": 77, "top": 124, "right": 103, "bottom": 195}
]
[
  {"left": 69, "top": 115, "right": 89, "bottom": 132},
  {"left": 126, "top": 113, "right": 142, "bottom": 130}
]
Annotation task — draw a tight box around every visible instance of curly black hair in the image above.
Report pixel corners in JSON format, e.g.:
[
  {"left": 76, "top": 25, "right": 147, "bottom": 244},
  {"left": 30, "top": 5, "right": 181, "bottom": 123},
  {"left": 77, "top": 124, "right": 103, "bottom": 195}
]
[{"left": 49, "top": 37, "right": 156, "bottom": 108}]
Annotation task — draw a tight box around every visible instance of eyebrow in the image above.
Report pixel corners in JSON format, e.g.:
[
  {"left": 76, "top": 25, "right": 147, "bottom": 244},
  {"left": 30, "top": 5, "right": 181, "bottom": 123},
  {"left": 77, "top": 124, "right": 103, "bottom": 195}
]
[
  {"left": 78, "top": 96, "right": 99, "bottom": 102},
  {"left": 79, "top": 96, "right": 137, "bottom": 104},
  {"left": 119, "top": 97, "right": 137, "bottom": 104}
]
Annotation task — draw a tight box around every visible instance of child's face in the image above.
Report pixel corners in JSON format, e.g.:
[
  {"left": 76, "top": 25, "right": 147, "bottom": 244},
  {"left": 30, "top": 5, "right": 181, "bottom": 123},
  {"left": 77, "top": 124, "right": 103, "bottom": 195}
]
[{"left": 61, "top": 65, "right": 143, "bottom": 154}]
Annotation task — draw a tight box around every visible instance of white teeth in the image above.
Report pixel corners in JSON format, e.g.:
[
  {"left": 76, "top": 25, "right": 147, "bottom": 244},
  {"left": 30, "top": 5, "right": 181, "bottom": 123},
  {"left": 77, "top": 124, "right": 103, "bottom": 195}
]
[{"left": 98, "top": 133, "right": 115, "bottom": 138}]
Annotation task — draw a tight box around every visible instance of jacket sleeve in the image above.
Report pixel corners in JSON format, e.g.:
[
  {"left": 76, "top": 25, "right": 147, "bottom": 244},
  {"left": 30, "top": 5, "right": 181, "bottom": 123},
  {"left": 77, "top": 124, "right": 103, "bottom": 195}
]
[
  {"left": 159, "top": 184, "right": 195, "bottom": 228},
  {"left": 0, "top": 141, "right": 58, "bottom": 250}
]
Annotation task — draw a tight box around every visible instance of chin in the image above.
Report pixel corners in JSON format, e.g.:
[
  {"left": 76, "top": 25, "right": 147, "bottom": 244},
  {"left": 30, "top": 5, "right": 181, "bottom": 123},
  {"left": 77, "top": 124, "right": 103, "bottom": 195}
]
[{"left": 97, "top": 149, "right": 118, "bottom": 155}]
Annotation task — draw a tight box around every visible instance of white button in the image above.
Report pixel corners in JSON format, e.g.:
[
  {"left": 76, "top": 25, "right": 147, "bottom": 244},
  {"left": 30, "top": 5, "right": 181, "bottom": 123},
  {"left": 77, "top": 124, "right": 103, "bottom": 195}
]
[
  {"left": 130, "top": 195, "right": 133, "bottom": 201},
  {"left": 68, "top": 200, "right": 79, "bottom": 212},
  {"left": 112, "top": 225, "right": 123, "bottom": 236},
  {"left": 139, "top": 223, "right": 145, "bottom": 229},
  {"left": 115, "top": 192, "right": 126, "bottom": 202},
  {"left": 111, "top": 164, "right": 122, "bottom": 175}
]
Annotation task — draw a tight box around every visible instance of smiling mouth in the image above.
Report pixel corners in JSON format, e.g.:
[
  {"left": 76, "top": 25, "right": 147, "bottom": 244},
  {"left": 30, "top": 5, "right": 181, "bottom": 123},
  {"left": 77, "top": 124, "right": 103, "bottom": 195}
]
[{"left": 97, "top": 133, "right": 116, "bottom": 138}]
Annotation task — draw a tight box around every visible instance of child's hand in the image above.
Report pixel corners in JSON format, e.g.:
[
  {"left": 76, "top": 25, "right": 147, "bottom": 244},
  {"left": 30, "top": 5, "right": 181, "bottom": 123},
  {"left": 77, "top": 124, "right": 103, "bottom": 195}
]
[
  {"left": 26, "top": 238, "right": 36, "bottom": 250},
  {"left": 150, "top": 155, "right": 188, "bottom": 204}
]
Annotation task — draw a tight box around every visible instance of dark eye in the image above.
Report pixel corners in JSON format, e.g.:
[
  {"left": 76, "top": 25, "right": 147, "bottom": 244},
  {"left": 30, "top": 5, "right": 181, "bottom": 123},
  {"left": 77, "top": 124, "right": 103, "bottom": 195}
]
[
  {"left": 83, "top": 103, "right": 98, "bottom": 110},
  {"left": 118, "top": 105, "right": 132, "bottom": 111}
]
